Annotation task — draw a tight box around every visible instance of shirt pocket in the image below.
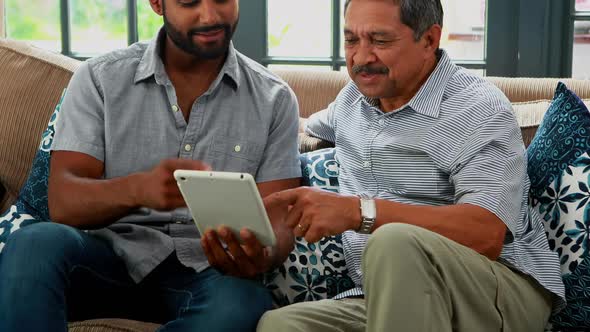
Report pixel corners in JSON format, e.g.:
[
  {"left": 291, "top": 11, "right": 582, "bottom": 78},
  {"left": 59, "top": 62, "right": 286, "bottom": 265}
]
[
  {"left": 373, "top": 150, "right": 444, "bottom": 198},
  {"left": 207, "top": 135, "right": 265, "bottom": 175}
]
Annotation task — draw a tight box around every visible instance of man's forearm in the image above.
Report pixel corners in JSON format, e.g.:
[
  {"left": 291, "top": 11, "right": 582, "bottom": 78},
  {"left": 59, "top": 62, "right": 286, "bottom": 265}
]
[
  {"left": 270, "top": 227, "right": 295, "bottom": 269},
  {"left": 48, "top": 172, "right": 142, "bottom": 229},
  {"left": 372, "top": 200, "right": 507, "bottom": 260}
]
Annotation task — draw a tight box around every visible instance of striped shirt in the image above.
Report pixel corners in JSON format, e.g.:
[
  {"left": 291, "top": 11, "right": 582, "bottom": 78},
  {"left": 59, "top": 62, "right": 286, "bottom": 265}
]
[{"left": 305, "top": 50, "right": 565, "bottom": 312}]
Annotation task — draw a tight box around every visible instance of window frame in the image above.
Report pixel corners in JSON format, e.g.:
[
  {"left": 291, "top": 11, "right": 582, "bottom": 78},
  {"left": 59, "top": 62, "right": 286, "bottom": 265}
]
[
  {"left": 0, "top": 0, "right": 6, "bottom": 38},
  {"left": 571, "top": 0, "right": 590, "bottom": 77},
  {"left": 235, "top": 0, "right": 587, "bottom": 78},
  {"left": 2, "top": 0, "right": 584, "bottom": 78},
  {"left": 236, "top": 0, "right": 486, "bottom": 72},
  {"left": 58, "top": 0, "right": 139, "bottom": 60}
]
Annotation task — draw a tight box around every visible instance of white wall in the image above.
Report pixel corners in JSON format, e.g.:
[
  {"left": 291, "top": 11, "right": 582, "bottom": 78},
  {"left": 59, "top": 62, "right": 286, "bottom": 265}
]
[{"left": 0, "top": 0, "right": 5, "bottom": 38}]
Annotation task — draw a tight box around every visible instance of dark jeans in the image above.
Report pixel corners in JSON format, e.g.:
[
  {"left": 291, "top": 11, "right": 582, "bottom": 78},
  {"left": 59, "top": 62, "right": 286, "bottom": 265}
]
[{"left": 0, "top": 222, "right": 273, "bottom": 332}]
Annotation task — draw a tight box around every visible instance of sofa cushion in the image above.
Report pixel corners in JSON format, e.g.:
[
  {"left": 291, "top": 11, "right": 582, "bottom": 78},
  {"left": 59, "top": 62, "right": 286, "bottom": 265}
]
[
  {"left": 0, "top": 90, "right": 65, "bottom": 252},
  {"left": 274, "top": 70, "right": 350, "bottom": 119},
  {"left": 487, "top": 77, "right": 590, "bottom": 103},
  {"left": 528, "top": 82, "right": 590, "bottom": 329},
  {"left": 263, "top": 148, "right": 355, "bottom": 307},
  {"left": 0, "top": 39, "right": 80, "bottom": 213}
]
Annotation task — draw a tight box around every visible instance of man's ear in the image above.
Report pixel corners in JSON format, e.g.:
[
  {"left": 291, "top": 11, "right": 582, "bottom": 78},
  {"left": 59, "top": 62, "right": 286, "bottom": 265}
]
[
  {"left": 149, "top": 0, "right": 164, "bottom": 16},
  {"left": 421, "top": 24, "right": 442, "bottom": 54}
]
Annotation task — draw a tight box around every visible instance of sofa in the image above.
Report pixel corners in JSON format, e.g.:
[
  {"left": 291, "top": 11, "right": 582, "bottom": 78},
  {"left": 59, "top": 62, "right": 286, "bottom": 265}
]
[{"left": 2, "top": 37, "right": 590, "bottom": 331}]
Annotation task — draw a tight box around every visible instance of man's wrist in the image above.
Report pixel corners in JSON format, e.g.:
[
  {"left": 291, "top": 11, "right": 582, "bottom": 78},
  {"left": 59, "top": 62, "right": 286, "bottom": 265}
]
[
  {"left": 349, "top": 196, "right": 362, "bottom": 231},
  {"left": 357, "top": 197, "right": 377, "bottom": 234},
  {"left": 126, "top": 173, "right": 144, "bottom": 208}
]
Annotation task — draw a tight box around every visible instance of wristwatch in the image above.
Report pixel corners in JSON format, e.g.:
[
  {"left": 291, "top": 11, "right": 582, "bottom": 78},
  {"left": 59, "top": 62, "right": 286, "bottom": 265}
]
[{"left": 357, "top": 198, "right": 376, "bottom": 234}]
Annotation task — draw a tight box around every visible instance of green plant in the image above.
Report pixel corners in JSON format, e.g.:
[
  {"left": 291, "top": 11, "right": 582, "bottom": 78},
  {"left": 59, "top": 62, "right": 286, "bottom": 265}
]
[{"left": 268, "top": 23, "right": 291, "bottom": 49}]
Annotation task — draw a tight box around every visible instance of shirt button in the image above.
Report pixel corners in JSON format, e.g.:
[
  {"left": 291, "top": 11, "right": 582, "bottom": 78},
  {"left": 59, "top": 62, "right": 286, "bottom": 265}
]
[
  {"left": 184, "top": 144, "right": 192, "bottom": 152},
  {"left": 378, "top": 119, "right": 385, "bottom": 125},
  {"left": 234, "top": 145, "right": 242, "bottom": 152},
  {"left": 172, "top": 105, "right": 179, "bottom": 112},
  {"left": 363, "top": 161, "right": 371, "bottom": 168}
]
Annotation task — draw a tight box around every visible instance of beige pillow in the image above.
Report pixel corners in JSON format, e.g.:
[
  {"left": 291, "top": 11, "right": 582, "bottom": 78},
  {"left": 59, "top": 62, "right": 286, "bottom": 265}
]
[{"left": 0, "top": 39, "right": 80, "bottom": 212}]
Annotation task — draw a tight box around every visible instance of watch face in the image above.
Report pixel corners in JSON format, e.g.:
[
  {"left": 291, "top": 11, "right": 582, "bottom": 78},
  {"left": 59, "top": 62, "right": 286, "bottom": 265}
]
[{"left": 361, "top": 199, "right": 376, "bottom": 219}]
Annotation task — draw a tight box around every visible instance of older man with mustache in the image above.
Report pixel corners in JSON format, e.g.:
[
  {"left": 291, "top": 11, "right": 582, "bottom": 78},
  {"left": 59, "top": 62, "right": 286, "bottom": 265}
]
[{"left": 258, "top": 0, "right": 564, "bottom": 331}]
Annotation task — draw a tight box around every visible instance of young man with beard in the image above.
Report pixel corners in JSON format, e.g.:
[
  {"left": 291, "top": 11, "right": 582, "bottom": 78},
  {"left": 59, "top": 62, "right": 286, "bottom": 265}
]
[
  {"left": 0, "top": 1, "right": 300, "bottom": 331},
  {"left": 258, "top": 0, "right": 565, "bottom": 331}
]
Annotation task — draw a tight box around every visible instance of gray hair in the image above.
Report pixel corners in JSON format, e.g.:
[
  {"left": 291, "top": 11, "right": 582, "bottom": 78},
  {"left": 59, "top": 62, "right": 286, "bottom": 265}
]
[{"left": 344, "top": 0, "right": 444, "bottom": 41}]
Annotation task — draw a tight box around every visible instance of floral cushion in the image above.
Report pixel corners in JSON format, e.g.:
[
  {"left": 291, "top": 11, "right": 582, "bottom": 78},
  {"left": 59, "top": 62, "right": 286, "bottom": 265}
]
[
  {"left": 528, "top": 82, "right": 590, "bottom": 330},
  {"left": 263, "top": 148, "right": 355, "bottom": 306},
  {"left": 0, "top": 90, "right": 65, "bottom": 252}
]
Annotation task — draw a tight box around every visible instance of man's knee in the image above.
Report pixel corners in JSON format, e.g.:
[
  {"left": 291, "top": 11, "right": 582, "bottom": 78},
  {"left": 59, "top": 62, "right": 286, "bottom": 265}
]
[
  {"left": 366, "top": 223, "right": 432, "bottom": 257},
  {"left": 257, "top": 309, "right": 282, "bottom": 331},
  {"left": 230, "top": 284, "right": 272, "bottom": 326},
  {"left": 362, "top": 223, "right": 447, "bottom": 282},
  {"left": 1, "top": 222, "right": 85, "bottom": 268},
  {"left": 257, "top": 307, "right": 299, "bottom": 332},
  {"left": 209, "top": 276, "right": 273, "bottom": 329}
]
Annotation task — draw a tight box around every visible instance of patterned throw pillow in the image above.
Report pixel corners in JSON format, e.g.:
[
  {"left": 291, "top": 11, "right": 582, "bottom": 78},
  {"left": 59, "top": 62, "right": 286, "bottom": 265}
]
[
  {"left": 264, "top": 148, "right": 355, "bottom": 307},
  {"left": 300, "top": 147, "right": 341, "bottom": 191},
  {"left": 528, "top": 82, "right": 590, "bottom": 329},
  {"left": 0, "top": 90, "right": 65, "bottom": 252}
]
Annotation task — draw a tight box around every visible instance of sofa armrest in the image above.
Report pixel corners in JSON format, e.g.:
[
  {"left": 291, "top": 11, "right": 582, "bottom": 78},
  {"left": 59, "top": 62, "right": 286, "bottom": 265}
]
[{"left": 299, "top": 133, "right": 335, "bottom": 153}]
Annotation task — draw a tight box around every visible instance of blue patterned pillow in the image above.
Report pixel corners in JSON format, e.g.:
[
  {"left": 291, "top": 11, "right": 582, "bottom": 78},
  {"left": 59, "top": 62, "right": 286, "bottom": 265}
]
[
  {"left": 264, "top": 148, "right": 355, "bottom": 306},
  {"left": 0, "top": 90, "right": 65, "bottom": 252},
  {"left": 300, "top": 148, "right": 340, "bottom": 191},
  {"left": 528, "top": 83, "right": 590, "bottom": 329}
]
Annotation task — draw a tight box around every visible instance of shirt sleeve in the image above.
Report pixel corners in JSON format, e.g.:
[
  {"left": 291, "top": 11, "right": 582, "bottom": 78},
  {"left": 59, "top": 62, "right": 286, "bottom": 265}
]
[
  {"left": 51, "top": 61, "right": 105, "bottom": 162},
  {"left": 255, "top": 85, "right": 302, "bottom": 183},
  {"left": 449, "top": 108, "right": 527, "bottom": 237},
  {"left": 305, "top": 101, "right": 337, "bottom": 144}
]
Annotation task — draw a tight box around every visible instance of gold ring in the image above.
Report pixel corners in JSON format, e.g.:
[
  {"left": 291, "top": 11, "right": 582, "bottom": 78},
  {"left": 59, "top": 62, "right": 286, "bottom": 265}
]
[{"left": 297, "top": 223, "right": 305, "bottom": 230}]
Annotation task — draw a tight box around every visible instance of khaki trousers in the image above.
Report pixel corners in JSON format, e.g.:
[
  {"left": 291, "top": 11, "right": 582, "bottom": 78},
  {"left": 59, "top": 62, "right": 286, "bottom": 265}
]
[{"left": 257, "top": 223, "right": 553, "bottom": 332}]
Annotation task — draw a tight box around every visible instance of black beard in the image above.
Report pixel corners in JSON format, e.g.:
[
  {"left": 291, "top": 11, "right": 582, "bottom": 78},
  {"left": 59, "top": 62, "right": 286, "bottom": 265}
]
[{"left": 161, "top": 3, "right": 238, "bottom": 60}]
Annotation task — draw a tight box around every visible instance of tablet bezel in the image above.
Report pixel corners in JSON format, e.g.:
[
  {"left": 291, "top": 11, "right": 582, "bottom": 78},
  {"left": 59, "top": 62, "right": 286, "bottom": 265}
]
[{"left": 174, "top": 170, "right": 276, "bottom": 247}]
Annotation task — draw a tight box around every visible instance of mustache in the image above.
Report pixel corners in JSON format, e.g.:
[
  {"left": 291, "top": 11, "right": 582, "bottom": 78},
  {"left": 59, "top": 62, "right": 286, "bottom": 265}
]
[
  {"left": 188, "top": 24, "right": 230, "bottom": 35},
  {"left": 352, "top": 65, "right": 389, "bottom": 75}
]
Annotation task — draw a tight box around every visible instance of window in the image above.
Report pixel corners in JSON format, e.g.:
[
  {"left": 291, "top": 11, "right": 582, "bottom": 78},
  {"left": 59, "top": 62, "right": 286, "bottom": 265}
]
[
  {"left": 4, "top": 0, "right": 161, "bottom": 59},
  {"left": 2, "top": 0, "right": 586, "bottom": 79},
  {"left": 266, "top": 0, "right": 342, "bottom": 70},
  {"left": 573, "top": 0, "right": 590, "bottom": 79},
  {"left": 440, "top": 0, "right": 486, "bottom": 63},
  {"left": 265, "top": 0, "right": 487, "bottom": 72},
  {"left": 1, "top": 0, "right": 7, "bottom": 38},
  {"left": 6, "top": 0, "right": 61, "bottom": 52},
  {"left": 70, "top": 0, "right": 128, "bottom": 55}
]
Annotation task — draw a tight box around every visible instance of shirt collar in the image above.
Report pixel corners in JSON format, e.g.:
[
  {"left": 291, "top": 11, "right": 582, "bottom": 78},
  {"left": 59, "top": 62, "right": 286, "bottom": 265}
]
[
  {"left": 406, "top": 49, "right": 456, "bottom": 118},
  {"left": 134, "top": 28, "right": 241, "bottom": 90},
  {"left": 355, "top": 49, "right": 456, "bottom": 118}
]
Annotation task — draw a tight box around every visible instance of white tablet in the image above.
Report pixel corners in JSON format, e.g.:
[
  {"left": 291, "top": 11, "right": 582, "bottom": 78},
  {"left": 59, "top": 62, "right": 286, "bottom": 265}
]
[{"left": 174, "top": 170, "right": 276, "bottom": 247}]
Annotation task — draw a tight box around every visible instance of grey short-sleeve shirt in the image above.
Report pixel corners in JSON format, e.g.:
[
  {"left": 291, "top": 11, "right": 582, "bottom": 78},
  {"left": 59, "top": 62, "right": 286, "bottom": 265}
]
[{"left": 51, "top": 29, "right": 301, "bottom": 282}]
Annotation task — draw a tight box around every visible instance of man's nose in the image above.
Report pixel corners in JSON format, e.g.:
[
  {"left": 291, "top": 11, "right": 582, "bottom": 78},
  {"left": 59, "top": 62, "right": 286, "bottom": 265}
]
[
  {"left": 352, "top": 42, "right": 377, "bottom": 66},
  {"left": 198, "top": 0, "right": 222, "bottom": 25}
]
